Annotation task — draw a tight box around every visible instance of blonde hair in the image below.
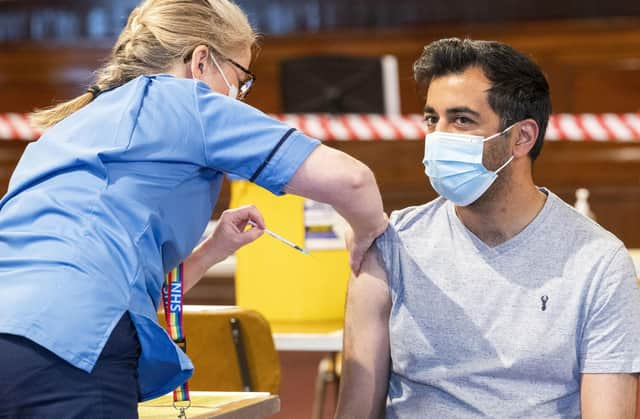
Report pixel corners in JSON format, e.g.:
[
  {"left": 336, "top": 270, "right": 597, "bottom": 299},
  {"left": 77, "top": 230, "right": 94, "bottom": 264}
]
[{"left": 31, "top": 0, "right": 257, "bottom": 129}]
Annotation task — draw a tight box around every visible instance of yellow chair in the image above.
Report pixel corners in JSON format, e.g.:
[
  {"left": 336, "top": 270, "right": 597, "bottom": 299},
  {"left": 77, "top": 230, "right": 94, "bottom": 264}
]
[{"left": 157, "top": 306, "right": 280, "bottom": 394}]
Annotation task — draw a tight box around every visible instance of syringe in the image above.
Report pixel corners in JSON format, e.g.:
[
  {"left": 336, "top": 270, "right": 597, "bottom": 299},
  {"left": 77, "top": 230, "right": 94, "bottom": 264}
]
[{"left": 248, "top": 220, "right": 310, "bottom": 255}]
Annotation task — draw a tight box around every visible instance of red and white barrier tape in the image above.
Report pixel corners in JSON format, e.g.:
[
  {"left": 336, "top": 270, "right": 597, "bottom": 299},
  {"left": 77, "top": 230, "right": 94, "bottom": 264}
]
[
  {"left": 0, "top": 113, "right": 42, "bottom": 141},
  {"left": 1, "top": 113, "right": 640, "bottom": 142}
]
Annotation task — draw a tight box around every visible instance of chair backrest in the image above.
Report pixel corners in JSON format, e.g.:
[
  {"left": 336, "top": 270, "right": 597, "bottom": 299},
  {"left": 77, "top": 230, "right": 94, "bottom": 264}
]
[
  {"left": 158, "top": 306, "right": 280, "bottom": 394},
  {"left": 280, "top": 54, "right": 400, "bottom": 115}
]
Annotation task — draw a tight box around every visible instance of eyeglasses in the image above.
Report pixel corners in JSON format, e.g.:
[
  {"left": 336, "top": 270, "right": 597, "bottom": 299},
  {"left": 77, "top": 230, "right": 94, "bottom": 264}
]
[
  {"left": 183, "top": 49, "right": 256, "bottom": 100},
  {"left": 226, "top": 58, "right": 256, "bottom": 100}
]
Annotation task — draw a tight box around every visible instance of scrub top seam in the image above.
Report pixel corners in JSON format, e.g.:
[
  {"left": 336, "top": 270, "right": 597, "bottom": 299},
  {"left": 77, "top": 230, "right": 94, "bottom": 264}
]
[
  {"left": 192, "top": 80, "right": 210, "bottom": 169},
  {"left": 250, "top": 127, "right": 296, "bottom": 182}
]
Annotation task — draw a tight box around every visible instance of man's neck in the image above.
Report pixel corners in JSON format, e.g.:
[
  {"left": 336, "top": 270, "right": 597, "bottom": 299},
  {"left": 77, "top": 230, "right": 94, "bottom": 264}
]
[{"left": 454, "top": 176, "right": 547, "bottom": 247}]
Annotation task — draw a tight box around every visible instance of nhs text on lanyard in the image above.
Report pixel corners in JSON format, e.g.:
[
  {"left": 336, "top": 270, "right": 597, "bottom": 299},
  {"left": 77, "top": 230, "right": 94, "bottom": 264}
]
[{"left": 162, "top": 263, "right": 190, "bottom": 419}]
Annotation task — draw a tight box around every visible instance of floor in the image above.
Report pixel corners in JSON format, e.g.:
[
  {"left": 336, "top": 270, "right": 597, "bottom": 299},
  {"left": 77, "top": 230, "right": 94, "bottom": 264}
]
[{"left": 276, "top": 351, "right": 339, "bottom": 419}]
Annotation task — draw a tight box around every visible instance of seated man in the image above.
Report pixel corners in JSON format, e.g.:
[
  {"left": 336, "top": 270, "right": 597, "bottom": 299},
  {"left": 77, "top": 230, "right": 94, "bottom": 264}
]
[{"left": 335, "top": 38, "right": 640, "bottom": 418}]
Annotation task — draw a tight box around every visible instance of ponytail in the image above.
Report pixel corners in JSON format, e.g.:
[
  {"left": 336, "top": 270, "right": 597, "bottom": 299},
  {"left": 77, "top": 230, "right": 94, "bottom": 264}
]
[{"left": 31, "top": 88, "right": 99, "bottom": 129}]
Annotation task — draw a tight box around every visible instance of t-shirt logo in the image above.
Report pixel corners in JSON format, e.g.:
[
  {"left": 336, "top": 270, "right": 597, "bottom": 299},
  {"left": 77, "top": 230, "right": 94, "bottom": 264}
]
[{"left": 540, "top": 295, "right": 549, "bottom": 311}]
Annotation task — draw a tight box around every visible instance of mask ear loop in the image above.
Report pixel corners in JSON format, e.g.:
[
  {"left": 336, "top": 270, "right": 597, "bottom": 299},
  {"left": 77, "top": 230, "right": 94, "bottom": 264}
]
[
  {"left": 494, "top": 155, "right": 514, "bottom": 174},
  {"left": 484, "top": 122, "right": 517, "bottom": 174},
  {"left": 211, "top": 54, "right": 234, "bottom": 91},
  {"left": 482, "top": 122, "right": 518, "bottom": 143}
]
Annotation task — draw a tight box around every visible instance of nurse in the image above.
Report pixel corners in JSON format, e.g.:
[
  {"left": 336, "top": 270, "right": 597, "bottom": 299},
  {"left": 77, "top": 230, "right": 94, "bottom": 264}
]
[{"left": 0, "top": 0, "right": 387, "bottom": 417}]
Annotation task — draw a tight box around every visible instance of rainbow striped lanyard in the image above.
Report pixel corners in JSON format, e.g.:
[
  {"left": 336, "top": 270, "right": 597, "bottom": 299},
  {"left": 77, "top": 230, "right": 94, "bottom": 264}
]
[{"left": 162, "top": 263, "right": 191, "bottom": 417}]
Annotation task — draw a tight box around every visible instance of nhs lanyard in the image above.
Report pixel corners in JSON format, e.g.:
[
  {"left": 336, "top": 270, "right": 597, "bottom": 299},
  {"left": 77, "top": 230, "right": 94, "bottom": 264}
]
[{"left": 162, "top": 263, "right": 190, "bottom": 418}]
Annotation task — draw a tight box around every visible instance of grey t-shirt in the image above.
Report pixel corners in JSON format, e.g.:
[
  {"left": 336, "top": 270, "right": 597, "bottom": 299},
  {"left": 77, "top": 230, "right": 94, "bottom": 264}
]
[{"left": 376, "top": 190, "right": 640, "bottom": 418}]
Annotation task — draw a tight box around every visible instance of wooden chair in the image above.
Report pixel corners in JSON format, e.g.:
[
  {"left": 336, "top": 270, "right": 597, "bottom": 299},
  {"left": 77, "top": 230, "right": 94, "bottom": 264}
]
[{"left": 158, "top": 306, "right": 280, "bottom": 395}]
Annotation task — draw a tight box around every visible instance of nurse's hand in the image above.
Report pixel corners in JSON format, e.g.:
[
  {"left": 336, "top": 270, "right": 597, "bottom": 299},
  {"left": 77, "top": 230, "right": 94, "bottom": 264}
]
[
  {"left": 204, "top": 205, "right": 265, "bottom": 261},
  {"left": 183, "top": 205, "right": 264, "bottom": 292}
]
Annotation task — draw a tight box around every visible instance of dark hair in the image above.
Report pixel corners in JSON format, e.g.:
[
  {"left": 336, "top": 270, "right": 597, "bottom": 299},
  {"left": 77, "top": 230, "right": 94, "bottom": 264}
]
[{"left": 414, "top": 38, "right": 551, "bottom": 161}]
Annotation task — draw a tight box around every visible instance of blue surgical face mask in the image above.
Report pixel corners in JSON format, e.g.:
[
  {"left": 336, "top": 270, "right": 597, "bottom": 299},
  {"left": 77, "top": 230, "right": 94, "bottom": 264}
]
[{"left": 423, "top": 123, "right": 516, "bottom": 206}]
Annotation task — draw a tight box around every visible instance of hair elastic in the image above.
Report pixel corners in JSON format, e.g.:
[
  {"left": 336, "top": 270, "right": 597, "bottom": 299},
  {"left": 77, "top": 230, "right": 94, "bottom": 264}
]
[{"left": 87, "top": 85, "right": 101, "bottom": 97}]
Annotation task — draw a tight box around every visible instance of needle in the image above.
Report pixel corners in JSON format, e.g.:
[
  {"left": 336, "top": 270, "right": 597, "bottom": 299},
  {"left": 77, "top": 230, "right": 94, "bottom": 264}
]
[{"left": 248, "top": 220, "right": 310, "bottom": 255}]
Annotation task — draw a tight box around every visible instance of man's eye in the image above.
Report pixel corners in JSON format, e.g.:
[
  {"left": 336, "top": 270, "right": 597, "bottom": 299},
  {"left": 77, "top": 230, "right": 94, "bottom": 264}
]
[
  {"left": 455, "top": 116, "right": 473, "bottom": 125},
  {"left": 423, "top": 116, "right": 437, "bottom": 126}
]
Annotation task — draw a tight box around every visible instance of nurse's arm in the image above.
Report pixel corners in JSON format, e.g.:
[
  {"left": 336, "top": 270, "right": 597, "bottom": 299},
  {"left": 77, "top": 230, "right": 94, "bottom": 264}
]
[
  {"left": 580, "top": 373, "right": 637, "bottom": 419},
  {"left": 284, "top": 144, "right": 387, "bottom": 273},
  {"left": 335, "top": 246, "right": 391, "bottom": 419}
]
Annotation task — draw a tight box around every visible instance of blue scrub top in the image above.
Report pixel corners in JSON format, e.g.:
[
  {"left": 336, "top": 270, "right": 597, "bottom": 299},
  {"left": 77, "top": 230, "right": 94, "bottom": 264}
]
[{"left": 0, "top": 74, "right": 319, "bottom": 400}]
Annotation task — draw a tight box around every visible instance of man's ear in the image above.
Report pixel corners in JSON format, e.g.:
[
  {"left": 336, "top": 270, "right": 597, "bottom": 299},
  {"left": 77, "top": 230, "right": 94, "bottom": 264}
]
[
  {"left": 513, "top": 119, "right": 539, "bottom": 158},
  {"left": 189, "top": 45, "right": 210, "bottom": 80}
]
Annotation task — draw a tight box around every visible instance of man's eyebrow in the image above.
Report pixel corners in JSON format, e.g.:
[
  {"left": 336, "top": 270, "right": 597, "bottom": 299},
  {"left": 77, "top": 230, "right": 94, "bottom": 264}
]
[
  {"left": 423, "top": 105, "right": 436, "bottom": 114},
  {"left": 445, "top": 107, "right": 481, "bottom": 117},
  {"left": 423, "top": 106, "right": 481, "bottom": 117}
]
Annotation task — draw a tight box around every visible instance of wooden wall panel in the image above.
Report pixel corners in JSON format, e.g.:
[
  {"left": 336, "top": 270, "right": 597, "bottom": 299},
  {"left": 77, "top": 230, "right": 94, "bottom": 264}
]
[
  {"left": 0, "top": 43, "right": 106, "bottom": 112},
  {"left": 0, "top": 141, "right": 27, "bottom": 194},
  {"left": 1, "top": 19, "right": 640, "bottom": 114},
  {"left": 571, "top": 69, "right": 640, "bottom": 113}
]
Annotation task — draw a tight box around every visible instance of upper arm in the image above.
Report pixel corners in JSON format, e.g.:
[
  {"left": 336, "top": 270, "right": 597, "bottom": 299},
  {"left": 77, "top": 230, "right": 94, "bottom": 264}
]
[
  {"left": 336, "top": 246, "right": 391, "bottom": 419},
  {"left": 343, "top": 245, "right": 391, "bottom": 357},
  {"left": 581, "top": 373, "right": 637, "bottom": 419},
  {"left": 284, "top": 144, "right": 370, "bottom": 203}
]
